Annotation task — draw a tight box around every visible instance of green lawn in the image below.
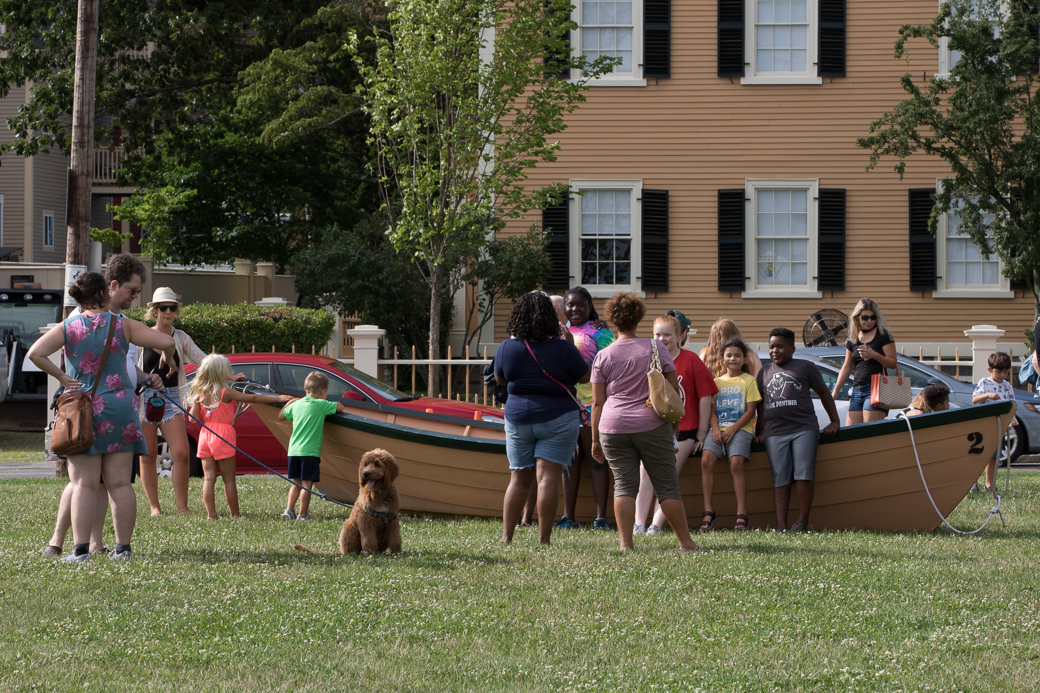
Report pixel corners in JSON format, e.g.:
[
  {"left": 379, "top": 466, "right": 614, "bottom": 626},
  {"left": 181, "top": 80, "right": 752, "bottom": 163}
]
[
  {"left": 0, "top": 431, "right": 42, "bottom": 464},
  {"left": 1, "top": 473, "right": 1038, "bottom": 691}
]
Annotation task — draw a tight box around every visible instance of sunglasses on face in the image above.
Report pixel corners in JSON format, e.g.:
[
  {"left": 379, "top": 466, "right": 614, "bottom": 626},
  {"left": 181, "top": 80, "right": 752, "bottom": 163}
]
[
  {"left": 157, "top": 304, "right": 178, "bottom": 313},
  {"left": 860, "top": 314, "right": 876, "bottom": 321},
  {"left": 128, "top": 287, "right": 142, "bottom": 297}
]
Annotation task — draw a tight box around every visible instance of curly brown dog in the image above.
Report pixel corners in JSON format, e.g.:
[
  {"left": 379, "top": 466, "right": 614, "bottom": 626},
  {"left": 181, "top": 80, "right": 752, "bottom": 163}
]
[{"left": 339, "top": 448, "right": 402, "bottom": 555}]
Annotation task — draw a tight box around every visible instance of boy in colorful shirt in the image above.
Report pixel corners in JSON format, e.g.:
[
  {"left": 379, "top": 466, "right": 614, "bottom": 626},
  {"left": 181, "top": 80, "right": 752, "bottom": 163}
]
[
  {"left": 278, "top": 371, "right": 347, "bottom": 519},
  {"left": 971, "top": 351, "right": 1016, "bottom": 492}
]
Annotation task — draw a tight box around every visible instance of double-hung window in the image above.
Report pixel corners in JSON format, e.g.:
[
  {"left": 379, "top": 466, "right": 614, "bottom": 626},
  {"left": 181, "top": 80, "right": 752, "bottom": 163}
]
[
  {"left": 43, "top": 213, "right": 54, "bottom": 249},
  {"left": 744, "top": 179, "right": 822, "bottom": 298},
  {"left": 937, "top": 0, "right": 1003, "bottom": 77},
  {"left": 745, "top": 0, "right": 821, "bottom": 84},
  {"left": 571, "top": 180, "right": 642, "bottom": 294},
  {"left": 575, "top": 0, "right": 646, "bottom": 85},
  {"left": 935, "top": 191, "right": 1012, "bottom": 297}
]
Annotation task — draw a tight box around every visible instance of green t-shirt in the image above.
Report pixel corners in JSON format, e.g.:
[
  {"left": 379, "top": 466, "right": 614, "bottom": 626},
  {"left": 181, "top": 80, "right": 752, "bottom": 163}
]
[{"left": 283, "top": 396, "right": 338, "bottom": 457}]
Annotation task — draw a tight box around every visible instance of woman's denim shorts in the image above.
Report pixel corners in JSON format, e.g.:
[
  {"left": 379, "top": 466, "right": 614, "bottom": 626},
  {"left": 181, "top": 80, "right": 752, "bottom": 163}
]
[
  {"left": 504, "top": 410, "right": 580, "bottom": 470},
  {"left": 848, "top": 384, "right": 887, "bottom": 412}
]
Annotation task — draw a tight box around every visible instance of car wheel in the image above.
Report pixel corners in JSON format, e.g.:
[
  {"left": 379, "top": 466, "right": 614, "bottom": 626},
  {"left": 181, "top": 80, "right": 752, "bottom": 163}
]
[
  {"left": 156, "top": 434, "right": 174, "bottom": 478},
  {"left": 1003, "top": 423, "right": 1025, "bottom": 465}
]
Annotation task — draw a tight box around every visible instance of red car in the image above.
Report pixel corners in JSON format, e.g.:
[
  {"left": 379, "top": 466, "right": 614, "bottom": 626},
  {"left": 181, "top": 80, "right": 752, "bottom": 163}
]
[{"left": 158, "top": 353, "right": 504, "bottom": 475}]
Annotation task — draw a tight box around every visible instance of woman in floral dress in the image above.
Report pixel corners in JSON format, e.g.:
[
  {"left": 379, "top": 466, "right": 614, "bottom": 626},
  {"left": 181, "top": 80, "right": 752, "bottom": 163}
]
[{"left": 28, "top": 272, "right": 175, "bottom": 562}]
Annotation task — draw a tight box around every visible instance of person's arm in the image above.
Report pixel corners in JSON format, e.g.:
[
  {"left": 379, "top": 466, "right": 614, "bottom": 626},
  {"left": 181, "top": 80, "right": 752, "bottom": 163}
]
[
  {"left": 815, "top": 385, "right": 841, "bottom": 436},
  {"left": 755, "top": 399, "right": 765, "bottom": 443},
  {"left": 137, "top": 369, "right": 163, "bottom": 391},
  {"left": 831, "top": 349, "right": 855, "bottom": 400},
  {"left": 277, "top": 400, "right": 298, "bottom": 420},
  {"left": 223, "top": 389, "right": 294, "bottom": 405},
  {"left": 748, "top": 351, "right": 762, "bottom": 378},
  {"left": 125, "top": 319, "right": 176, "bottom": 372},
  {"left": 709, "top": 398, "right": 723, "bottom": 443},
  {"left": 693, "top": 395, "right": 711, "bottom": 453},
  {"left": 176, "top": 329, "right": 209, "bottom": 367},
  {"left": 189, "top": 398, "right": 201, "bottom": 419},
  {"left": 876, "top": 342, "right": 898, "bottom": 371},
  {"left": 723, "top": 402, "right": 757, "bottom": 444},
  {"left": 590, "top": 382, "right": 607, "bottom": 464},
  {"left": 972, "top": 391, "right": 999, "bottom": 404},
  {"left": 26, "top": 326, "right": 81, "bottom": 390},
  {"left": 335, "top": 402, "right": 348, "bottom": 413}
]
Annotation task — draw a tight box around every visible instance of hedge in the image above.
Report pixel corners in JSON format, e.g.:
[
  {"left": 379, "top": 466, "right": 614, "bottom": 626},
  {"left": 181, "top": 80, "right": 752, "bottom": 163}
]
[{"left": 123, "top": 303, "right": 336, "bottom": 355}]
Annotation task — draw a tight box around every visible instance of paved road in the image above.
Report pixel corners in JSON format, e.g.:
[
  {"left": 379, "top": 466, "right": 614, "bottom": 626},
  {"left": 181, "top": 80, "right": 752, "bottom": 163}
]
[{"left": 0, "top": 462, "right": 55, "bottom": 479}]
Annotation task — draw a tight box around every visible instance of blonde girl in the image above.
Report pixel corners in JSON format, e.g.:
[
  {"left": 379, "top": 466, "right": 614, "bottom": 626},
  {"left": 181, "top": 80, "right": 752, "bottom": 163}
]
[
  {"left": 830, "top": 298, "right": 898, "bottom": 425},
  {"left": 700, "top": 338, "right": 761, "bottom": 531},
  {"left": 188, "top": 354, "right": 292, "bottom": 519},
  {"left": 699, "top": 318, "right": 763, "bottom": 379}
]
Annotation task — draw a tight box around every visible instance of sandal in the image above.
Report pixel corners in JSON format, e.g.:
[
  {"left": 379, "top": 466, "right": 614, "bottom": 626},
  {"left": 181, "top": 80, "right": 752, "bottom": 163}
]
[
  {"left": 788, "top": 520, "right": 807, "bottom": 534},
  {"left": 733, "top": 514, "right": 749, "bottom": 531},
  {"left": 698, "top": 511, "right": 717, "bottom": 532}
]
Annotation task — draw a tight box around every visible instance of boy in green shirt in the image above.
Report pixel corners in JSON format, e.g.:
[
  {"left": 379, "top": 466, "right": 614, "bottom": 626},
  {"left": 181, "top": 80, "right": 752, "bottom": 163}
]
[{"left": 278, "top": 371, "right": 347, "bottom": 519}]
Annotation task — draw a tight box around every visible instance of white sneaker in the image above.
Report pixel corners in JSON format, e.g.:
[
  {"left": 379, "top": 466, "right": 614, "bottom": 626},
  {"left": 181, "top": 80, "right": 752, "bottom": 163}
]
[
  {"left": 109, "top": 549, "right": 131, "bottom": 560},
  {"left": 282, "top": 508, "right": 297, "bottom": 520},
  {"left": 646, "top": 524, "right": 663, "bottom": 536},
  {"left": 60, "top": 552, "right": 89, "bottom": 563},
  {"left": 296, "top": 514, "right": 310, "bottom": 521},
  {"left": 633, "top": 524, "right": 646, "bottom": 535}
]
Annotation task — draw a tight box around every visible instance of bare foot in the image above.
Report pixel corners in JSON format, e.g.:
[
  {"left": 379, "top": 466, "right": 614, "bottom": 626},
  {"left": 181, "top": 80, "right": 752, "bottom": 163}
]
[
  {"left": 679, "top": 543, "right": 702, "bottom": 552},
  {"left": 176, "top": 507, "right": 194, "bottom": 515},
  {"left": 149, "top": 508, "right": 162, "bottom": 517},
  {"left": 207, "top": 515, "right": 219, "bottom": 520}
]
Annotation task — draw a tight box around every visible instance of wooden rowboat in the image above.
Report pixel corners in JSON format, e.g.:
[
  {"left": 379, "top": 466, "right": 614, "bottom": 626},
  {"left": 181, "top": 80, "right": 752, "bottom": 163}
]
[{"left": 252, "top": 399, "right": 1016, "bottom": 532}]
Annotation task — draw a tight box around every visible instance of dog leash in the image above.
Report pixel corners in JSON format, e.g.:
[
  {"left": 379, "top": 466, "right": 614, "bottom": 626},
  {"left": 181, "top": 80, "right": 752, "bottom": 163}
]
[{"left": 137, "top": 380, "right": 355, "bottom": 510}]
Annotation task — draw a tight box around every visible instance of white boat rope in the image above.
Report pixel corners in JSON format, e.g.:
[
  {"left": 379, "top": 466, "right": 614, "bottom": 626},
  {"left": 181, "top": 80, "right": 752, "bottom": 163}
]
[{"left": 897, "top": 412, "right": 1008, "bottom": 535}]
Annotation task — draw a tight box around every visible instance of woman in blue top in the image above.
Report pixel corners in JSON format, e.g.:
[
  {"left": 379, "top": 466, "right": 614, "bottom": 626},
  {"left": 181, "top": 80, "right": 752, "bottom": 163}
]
[
  {"left": 496, "top": 292, "right": 590, "bottom": 546},
  {"left": 28, "top": 272, "right": 175, "bottom": 562}
]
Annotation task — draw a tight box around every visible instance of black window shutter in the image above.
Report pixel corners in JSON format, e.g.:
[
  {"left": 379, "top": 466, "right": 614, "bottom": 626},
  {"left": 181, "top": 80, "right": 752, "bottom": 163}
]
[
  {"left": 644, "top": 0, "right": 671, "bottom": 78},
  {"left": 818, "top": 0, "right": 846, "bottom": 77},
  {"left": 718, "top": 189, "right": 746, "bottom": 291},
  {"left": 544, "top": 3, "right": 571, "bottom": 80},
  {"left": 1009, "top": 188, "right": 1029, "bottom": 289},
  {"left": 642, "top": 190, "right": 669, "bottom": 292},
  {"left": 718, "top": 0, "right": 745, "bottom": 77},
  {"left": 817, "top": 188, "right": 846, "bottom": 291},
  {"left": 908, "top": 188, "right": 937, "bottom": 291},
  {"left": 543, "top": 200, "right": 570, "bottom": 290}
]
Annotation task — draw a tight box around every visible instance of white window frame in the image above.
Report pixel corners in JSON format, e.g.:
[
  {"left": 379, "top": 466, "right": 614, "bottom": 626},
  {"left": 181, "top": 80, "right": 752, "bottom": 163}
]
[
  {"left": 42, "top": 212, "right": 54, "bottom": 249},
  {"left": 933, "top": 179, "right": 1013, "bottom": 298},
  {"left": 569, "top": 179, "right": 643, "bottom": 298},
  {"left": 937, "top": 0, "right": 1005, "bottom": 77},
  {"left": 743, "top": 178, "right": 823, "bottom": 299},
  {"left": 741, "top": 0, "right": 823, "bottom": 85},
  {"left": 572, "top": 0, "right": 647, "bottom": 87},
  {"left": 0, "top": 194, "right": 4, "bottom": 246}
]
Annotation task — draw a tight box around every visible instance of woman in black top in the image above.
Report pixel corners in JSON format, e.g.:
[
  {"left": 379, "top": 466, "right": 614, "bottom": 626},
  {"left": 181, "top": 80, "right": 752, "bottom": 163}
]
[{"left": 831, "top": 298, "right": 898, "bottom": 425}]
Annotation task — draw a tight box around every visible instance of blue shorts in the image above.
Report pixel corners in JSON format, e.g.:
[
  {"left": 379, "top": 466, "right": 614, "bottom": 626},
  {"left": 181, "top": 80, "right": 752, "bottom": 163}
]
[
  {"left": 849, "top": 384, "right": 888, "bottom": 412},
  {"left": 763, "top": 430, "right": 819, "bottom": 486},
  {"left": 504, "top": 411, "right": 580, "bottom": 470},
  {"left": 288, "top": 456, "right": 321, "bottom": 482}
]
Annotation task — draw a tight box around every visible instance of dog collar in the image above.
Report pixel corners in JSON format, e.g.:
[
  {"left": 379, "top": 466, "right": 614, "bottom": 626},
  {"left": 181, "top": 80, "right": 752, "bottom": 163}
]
[{"left": 360, "top": 507, "right": 398, "bottom": 523}]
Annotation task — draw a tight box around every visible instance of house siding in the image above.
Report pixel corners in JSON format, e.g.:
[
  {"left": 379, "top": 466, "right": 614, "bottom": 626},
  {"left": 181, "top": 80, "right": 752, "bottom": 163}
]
[
  {"left": 0, "top": 85, "right": 26, "bottom": 256},
  {"left": 499, "top": 1, "right": 1034, "bottom": 346},
  {"left": 32, "top": 150, "right": 69, "bottom": 263}
]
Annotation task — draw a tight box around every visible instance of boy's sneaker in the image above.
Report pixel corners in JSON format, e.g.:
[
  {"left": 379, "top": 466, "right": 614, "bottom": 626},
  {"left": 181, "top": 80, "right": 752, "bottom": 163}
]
[
  {"left": 41, "top": 545, "right": 62, "bottom": 558},
  {"left": 633, "top": 524, "right": 646, "bottom": 535},
  {"left": 592, "top": 517, "right": 611, "bottom": 531},
  {"left": 108, "top": 549, "right": 132, "bottom": 560},
  {"left": 281, "top": 508, "right": 297, "bottom": 520},
  {"left": 60, "top": 552, "right": 89, "bottom": 564},
  {"left": 296, "top": 514, "right": 310, "bottom": 521},
  {"left": 645, "top": 524, "right": 663, "bottom": 536},
  {"left": 554, "top": 516, "right": 578, "bottom": 529}
]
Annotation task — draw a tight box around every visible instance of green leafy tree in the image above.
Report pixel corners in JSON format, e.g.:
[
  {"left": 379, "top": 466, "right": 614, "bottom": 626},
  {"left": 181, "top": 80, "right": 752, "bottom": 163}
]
[
  {"left": 344, "top": 0, "right": 615, "bottom": 390},
  {"left": 859, "top": 0, "right": 1040, "bottom": 316}
]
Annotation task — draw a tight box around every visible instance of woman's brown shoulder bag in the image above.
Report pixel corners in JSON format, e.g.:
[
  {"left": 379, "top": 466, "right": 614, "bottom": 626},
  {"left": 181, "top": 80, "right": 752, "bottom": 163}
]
[
  {"left": 52, "top": 318, "right": 118, "bottom": 457},
  {"left": 646, "top": 338, "right": 685, "bottom": 424}
]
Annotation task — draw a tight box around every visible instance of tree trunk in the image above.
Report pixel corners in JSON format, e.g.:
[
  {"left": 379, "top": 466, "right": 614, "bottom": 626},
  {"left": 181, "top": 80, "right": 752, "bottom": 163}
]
[
  {"left": 64, "top": 0, "right": 99, "bottom": 320},
  {"left": 428, "top": 264, "right": 445, "bottom": 396}
]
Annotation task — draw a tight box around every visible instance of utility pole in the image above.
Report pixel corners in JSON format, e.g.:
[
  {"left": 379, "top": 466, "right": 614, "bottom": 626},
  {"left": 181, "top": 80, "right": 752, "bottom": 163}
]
[{"left": 63, "top": 0, "right": 99, "bottom": 317}]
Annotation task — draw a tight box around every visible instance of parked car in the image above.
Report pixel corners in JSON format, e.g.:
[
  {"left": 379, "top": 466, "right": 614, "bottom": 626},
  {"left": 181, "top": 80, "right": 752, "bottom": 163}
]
[
  {"left": 803, "top": 347, "right": 1040, "bottom": 463},
  {"left": 156, "top": 353, "right": 505, "bottom": 475}
]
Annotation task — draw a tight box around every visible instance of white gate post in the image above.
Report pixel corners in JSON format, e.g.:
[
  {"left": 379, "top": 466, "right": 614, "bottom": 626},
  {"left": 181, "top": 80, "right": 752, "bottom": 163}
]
[
  {"left": 964, "top": 325, "right": 1005, "bottom": 384},
  {"left": 348, "top": 325, "right": 385, "bottom": 379}
]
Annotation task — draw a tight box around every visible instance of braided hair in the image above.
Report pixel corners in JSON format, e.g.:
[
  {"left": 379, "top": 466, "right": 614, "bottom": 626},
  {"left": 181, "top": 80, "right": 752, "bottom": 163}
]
[
  {"left": 507, "top": 292, "right": 560, "bottom": 341},
  {"left": 564, "top": 286, "right": 599, "bottom": 323}
]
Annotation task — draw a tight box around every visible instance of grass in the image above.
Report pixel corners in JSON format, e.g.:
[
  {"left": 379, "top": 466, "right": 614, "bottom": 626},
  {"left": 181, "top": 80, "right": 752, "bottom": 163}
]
[
  {"left": 0, "top": 432, "right": 42, "bottom": 464},
  {"left": 1, "top": 473, "right": 1039, "bottom": 692}
]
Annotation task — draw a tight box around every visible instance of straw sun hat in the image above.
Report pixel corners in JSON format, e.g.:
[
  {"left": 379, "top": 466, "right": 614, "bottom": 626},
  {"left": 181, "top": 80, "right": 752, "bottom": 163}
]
[{"left": 147, "top": 287, "right": 182, "bottom": 307}]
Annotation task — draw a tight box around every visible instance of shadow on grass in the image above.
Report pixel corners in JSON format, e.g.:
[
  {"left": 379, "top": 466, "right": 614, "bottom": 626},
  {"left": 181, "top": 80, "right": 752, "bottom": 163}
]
[{"left": 165, "top": 546, "right": 515, "bottom": 569}]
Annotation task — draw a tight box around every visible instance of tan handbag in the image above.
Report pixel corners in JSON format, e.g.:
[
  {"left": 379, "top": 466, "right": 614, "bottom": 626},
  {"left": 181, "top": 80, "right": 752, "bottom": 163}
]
[
  {"left": 51, "top": 318, "right": 117, "bottom": 457},
  {"left": 870, "top": 367, "right": 912, "bottom": 410},
  {"left": 646, "top": 339, "right": 685, "bottom": 424}
]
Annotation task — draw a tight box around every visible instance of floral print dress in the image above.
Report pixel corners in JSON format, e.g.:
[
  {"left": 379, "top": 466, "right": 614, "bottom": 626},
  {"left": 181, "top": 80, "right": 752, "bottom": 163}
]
[{"left": 63, "top": 312, "right": 147, "bottom": 455}]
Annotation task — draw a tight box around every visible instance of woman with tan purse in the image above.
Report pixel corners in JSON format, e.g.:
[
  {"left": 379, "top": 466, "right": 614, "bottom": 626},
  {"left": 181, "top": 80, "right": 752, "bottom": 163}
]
[
  {"left": 830, "top": 298, "right": 898, "bottom": 425},
  {"left": 28, "top": 272, "right": 175, "bottom": 562},
  {"left": 589, "top": 292, "right": 701, "bottom": 552}
]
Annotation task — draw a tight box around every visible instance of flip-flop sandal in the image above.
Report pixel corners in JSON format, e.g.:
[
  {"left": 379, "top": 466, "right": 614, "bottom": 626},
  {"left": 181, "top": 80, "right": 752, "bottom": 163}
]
[
  {"left": 699, "top": 511, "right": 717, "bottom": 531},
  {"left": 733, "top": 514, "right": 749, "bottom": 531},
  {"left": 788, "top": 520, "right": 807, "bottom": 534}
]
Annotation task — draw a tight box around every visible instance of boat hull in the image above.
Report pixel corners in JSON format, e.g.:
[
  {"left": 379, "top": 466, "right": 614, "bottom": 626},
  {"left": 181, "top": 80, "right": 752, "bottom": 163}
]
[{"left": 253, "top": 400, "right": 1016, "bottom": 532}]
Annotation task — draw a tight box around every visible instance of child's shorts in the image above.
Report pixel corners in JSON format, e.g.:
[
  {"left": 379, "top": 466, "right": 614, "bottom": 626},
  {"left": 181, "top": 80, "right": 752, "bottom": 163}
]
[
  {"left": 288, "top": 456, "right": 321, "bottom": 482},
  {"left": 703, "top": 428, "right": 753, "bottom": 460},
  {"left": 197, "top": 425, "right": 236, "bottom": 460},
  {"left": 763, "top": 429, "right": 818, "bottom": 487}
]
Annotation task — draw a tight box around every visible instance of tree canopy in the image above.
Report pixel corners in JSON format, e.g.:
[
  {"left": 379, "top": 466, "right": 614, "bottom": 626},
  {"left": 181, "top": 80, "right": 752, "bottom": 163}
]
[{"left": 859, "top": 0, "right": 1040, "bottom": 313}]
